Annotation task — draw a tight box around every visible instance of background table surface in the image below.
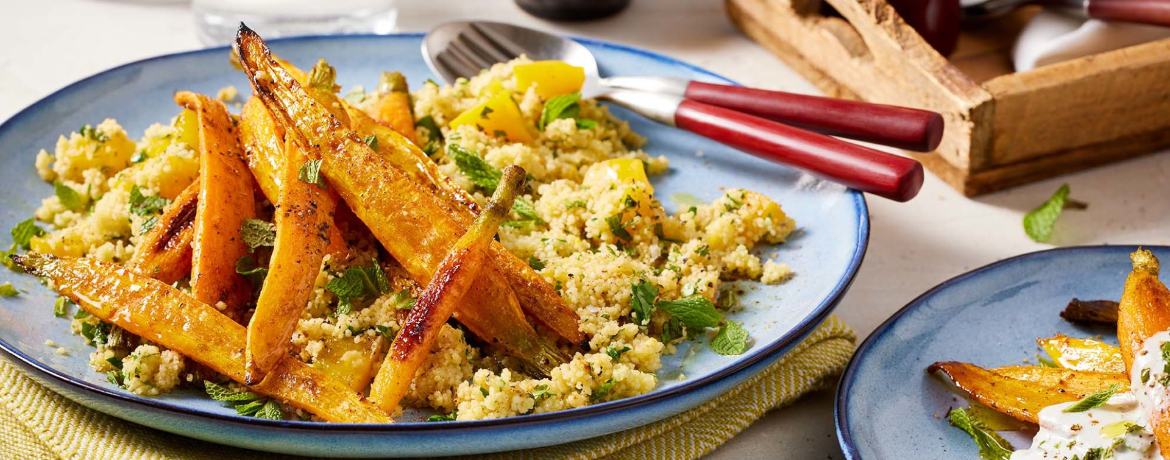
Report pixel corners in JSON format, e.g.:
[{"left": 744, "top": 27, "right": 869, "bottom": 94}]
[{"left": 3, "top": 0, "right": 1169, "bottom": 458}]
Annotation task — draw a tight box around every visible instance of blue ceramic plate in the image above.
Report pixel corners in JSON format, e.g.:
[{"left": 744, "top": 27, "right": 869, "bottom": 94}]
[
  {"left": 835, "top": 245, "right": 1167, "bottom": 459},
  {"left": 0, "top": 34, "right": 867, "bottom": 457}
]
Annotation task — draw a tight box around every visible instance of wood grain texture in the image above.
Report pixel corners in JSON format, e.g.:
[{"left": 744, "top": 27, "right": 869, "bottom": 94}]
[{"left": 727, "top": 0, "right": 1170, "bottom": 196}]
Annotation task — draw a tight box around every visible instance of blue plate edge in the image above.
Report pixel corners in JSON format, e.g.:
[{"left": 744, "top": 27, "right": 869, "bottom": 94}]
[{"left": 0, "top": 32, "right": 871, "bottom": 436}]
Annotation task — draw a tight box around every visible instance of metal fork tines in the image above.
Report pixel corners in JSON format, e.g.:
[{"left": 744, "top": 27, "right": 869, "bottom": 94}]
[{"left": 434, "top": 24, "right": 529, "bottom": 79}]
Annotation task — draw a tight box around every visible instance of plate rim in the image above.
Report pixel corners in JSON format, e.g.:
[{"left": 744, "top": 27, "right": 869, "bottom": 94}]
[
  {"left": 0, "top": 32, "right": 870, "bottom": 433},
  {"left": 833, "top": 244, "right": 1166, "bottom": 459}
]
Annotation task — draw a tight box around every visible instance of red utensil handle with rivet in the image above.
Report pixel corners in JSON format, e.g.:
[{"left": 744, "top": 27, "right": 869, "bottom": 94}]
[
  {"left": 1087, "top": 0, "right": 1170, "bottom": 26},
  {"left": 674, "top": 99, "right": 924, "bottom": 202},
  {"left": 684, "top": 81, "right": 945, "bottom": 153}
]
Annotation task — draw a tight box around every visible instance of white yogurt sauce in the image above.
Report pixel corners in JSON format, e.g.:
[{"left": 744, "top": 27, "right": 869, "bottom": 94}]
[{"left": 1011, "top": 331, "right": 1170, "bottom": 460}]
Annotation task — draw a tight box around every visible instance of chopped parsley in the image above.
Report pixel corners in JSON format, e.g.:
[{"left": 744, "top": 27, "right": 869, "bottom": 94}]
[
  {"left": 606, "top": 346, "right": 631, "bottom": 362},
  {"left": 446, "top": 144, "right": 502, "bottom": 192},
  {"left": 11, "top": 218, "right": 45, "bottom": 249},
  {"left": 606, "top": 215, "right": 632, "bottom": 243},
  {"left": 298, "top": 159, "right": 326, "bottom": 190},
  {"left": 54, "top": 182, "right": 85, "bottom": 211},
  {"left": 78, "top": 125, "right": 109, "bottom": 143},
  {"left": 426, "top": 411, "right": 457, "bottom": 422},
  {"left": 527, "top": 255, "right": 545, "bottom": 271},
  {"left": 566, "top": 200, "right": 587, "bottom": 209},
  {"left": 130, "top": 150, "right": 148, "bottom": 164},
  {"left": 539, "top": 93, "right": 582, "bottom": 130},
  {"left": 1064, "top": 384, "right": 1121, "bottom": 413},
  {"left": 696, "top": 245, "right": 709, "bottom": 257},
  {"left": 530, "top": 384, "right": 554, "bottom": 400},
  {"left": 653, "top": 222, "right": 682, "bottom": 244},
  {"left": 590, "top": 379, "right": 616, "bottom": 402},
  {"left": 1142, "top": 367, "right": 1151, "bottom": 384},
  {"left": 710, "top": 321, "right": 750, "bottom": 356},
  {"left": 629, "top": 280, "right": 658, "bottom": 327},
  {"left": 240, "top": 218, "right": 276, "bottom": 251},
  {"left": 128, "top": 185, "right": 170, "bottom": 216}
]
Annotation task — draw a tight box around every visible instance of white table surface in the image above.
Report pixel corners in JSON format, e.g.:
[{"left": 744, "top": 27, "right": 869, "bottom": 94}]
[{"left": 3, "top": 0, "right": 1169, "bottom": 458}]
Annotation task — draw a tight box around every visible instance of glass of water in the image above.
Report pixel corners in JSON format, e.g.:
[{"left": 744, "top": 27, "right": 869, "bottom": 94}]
[{"left": 193, "top": 0, "right": 398, "bottom": 46}]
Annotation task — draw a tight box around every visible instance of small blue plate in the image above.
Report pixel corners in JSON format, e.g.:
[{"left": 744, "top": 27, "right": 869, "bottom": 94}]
[
  {"left": 0, "top": 34, "right": 868, "bottom": 457},
  {"left": 835, "top": 245, "right": 1166, "bottom": 459}
]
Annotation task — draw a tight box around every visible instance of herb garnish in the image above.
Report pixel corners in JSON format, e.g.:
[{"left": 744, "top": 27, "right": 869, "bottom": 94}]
[
  {"left": 1023, "top": 184, "right": 1086, "bottom": 242},
  {"left": 1064, "top": 384, "right": 1121, "bottom": 413},
  {"left": 54, "top": 182, "right": 85, "bottom": 211},
  {"left": 446, "top": 144, "right": 502, "bottom": 192},
  {"left": 298, "top": 159, "right": 326, "bottom": 190},
  {"left": 53, "top": 297, "right": 68, "bottom": 317},
  {"left": 427, "top": 411, "right": 457, "bottom": 422},
  {"left": 0, "top": 283, "right": 18, "bottom": 297},
  {"left": 128, "top": 185, "right": 171, "bottom": 216},
  {"left": 539, "top": 93, "right": 581, "bottom": 130},
  {"left": 204, "top": 381, "right": 284, "bottom": 420},
  {"left": 948, "top": 407, "right": 1013, "bottom": 460},
  {"left": 11, "top": 218, "right": 45, "bottom": 249},
  {"left": 240, "top": 218, "right": 276, "bottom": 251},
  {"left": 711, "top": 321, "right": 750, "bottom": 356},
  {"left": 590, "top": 379, "right": 616, "bottom": 402},
  {"left": 656, "top": 296, "right": 723, "bottom": 329},
  {"left": 363, "top": 134, "right": 379, "bottom": 152},
  {"left": 629, "top": 280, "right": 658, "bottom": 327},
  {"left": 325, "top": 260, "right": 391, "bottom": 314}
]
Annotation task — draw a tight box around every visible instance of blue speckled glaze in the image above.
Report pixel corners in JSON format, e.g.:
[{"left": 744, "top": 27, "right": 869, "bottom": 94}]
[
  {"left": 836, "top": 245, "right": 1168, "bottom": 460},
  {"left": 0, "top": 34, "right": 867, "bottom": 457}
]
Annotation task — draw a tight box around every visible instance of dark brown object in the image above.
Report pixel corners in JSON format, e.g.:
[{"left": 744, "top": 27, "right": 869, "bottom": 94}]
[
  {"left": 1060, "top": 298, "right": 1120, "bottom": 325},
  {"left": 886, "top": 0, "right": 961, "bottom": 56},
  {"left": 514, "top": 0, "right": 631, "bottom": 21}
]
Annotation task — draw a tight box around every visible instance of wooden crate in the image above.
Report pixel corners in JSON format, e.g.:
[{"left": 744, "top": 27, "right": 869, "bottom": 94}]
[{"left": 727, "top": 0, "right": 1170, "bottom": 196}]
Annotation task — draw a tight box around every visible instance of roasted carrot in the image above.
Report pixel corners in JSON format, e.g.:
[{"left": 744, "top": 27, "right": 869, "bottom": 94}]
[
  {"left": 929, "top": 361, "right": 1124, "bottom": 424},
  {"left": 239, "top": 96, "right": 353, "bottom": 262},
  {"left": 127, "top": 179, "right": 199, "bottom": 284},
  {"left": 245, "top": 134, "right": 336, "bottom": 384},
  {"left": 343, "top": 102, "right": 586, "bottom": 346},
  {"left": 12, "top": 253, "right": 390, "bottom": 423},
  {"left": 1118, "top": 249, "right": 1170, "bottom": 451},
  {"left": 176, "top": 91, "right": 255, "bottom": 321},
  {"left": 369, "top": 71, "right": 417, "bottom": 143},
  {"left": 236, "top": 27, "right": 567, "bottom": 374},
  {"left": 370, "top": 166, "right": 523, "bottom": 412}
]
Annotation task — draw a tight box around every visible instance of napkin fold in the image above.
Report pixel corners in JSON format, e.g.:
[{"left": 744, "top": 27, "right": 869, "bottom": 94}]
[
  {"left": 0, "top": 316, "right": 854, "bottom": 460},
  {"left": 1013, "top": 10, "right": 1170, "bottom": 72}
]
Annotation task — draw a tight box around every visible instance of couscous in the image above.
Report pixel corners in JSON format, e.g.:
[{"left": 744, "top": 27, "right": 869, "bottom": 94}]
[{"left": 13, "top": 50, "right": 796, "bottom": 421}]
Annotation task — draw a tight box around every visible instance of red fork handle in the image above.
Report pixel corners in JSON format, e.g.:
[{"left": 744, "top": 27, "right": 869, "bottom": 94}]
[
  {"left": 1087, "top": 0, "right": 1170, "bottom": 26},
  {"left": 674, "top": 99, "right": 925, "bottom": 202},
  {"left": 684, "top": 81, "right": 945, "bottom": 152}
]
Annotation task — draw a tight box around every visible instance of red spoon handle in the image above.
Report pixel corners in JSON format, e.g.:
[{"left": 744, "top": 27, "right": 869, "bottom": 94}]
[
  {"left": 674, "top": 99, "right": 924, "bottom": 202},
  {"left": 1087, "top": 0, "right": 1170, "bottom": 26},
  {"left": 684, "top": 81, "right": 945, "bottom": 152}
]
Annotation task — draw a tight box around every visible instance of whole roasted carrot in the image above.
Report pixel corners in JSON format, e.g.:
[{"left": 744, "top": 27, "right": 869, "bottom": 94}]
[
  {"left": 128, "top": 179, "right": 199, "bottom": 284},
  {"left": 235, "top": 26, "right": 567, "bottom": 373},
  {"left": 1118, "top": 249, "right": 1170, "bottom": 452},
  {"left": 343, "top": 100, "right": 586, "bottom": 346},
  {"left": 245, "top": 133, "right": 336, "bottom": 384},
  {"left": 177, "top": 91, "right": 255, "bottom": 321},
  {"left": 371, "top": 166, "right": 524, "bottom": 413},
  {"left": 370, "top": 71, "right": 417, "bottom": 144},
  {"left": 12, "top": 253, "right": 390, "bottom": 423}
]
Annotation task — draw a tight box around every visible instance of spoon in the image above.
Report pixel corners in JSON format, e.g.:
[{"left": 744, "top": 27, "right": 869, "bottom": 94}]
[{"left": 423, "top": 21, "right": 929, "bottom": 202}]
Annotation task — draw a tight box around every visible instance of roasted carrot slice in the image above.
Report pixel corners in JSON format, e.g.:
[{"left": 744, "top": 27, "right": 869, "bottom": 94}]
[
  {"left": 244, "top": 134, "right": 336, "bottom": 384},
  {"left": 12, "top": 253, "right": 390, "bottom": 423},
  {"left": 370, "top": 166, "right": 523, "bottom": 413},
  {"left": 1037, "top": 334, "right": 1125, "bottom": 373},
  {"left": 344, "top": 100, "right": 586, "bottom": 346},
  {"left": 236, "top": 27, "right": 567, "bottom": 373},
  {"left": 176, "top": 91, "right": 255, "bottom": 321},
  {"left": 127, "top": 180, "right": 199, "bottom": 284},
  {"left": 929, "top": 361, "right": 1123, "bottom": 424},
  {"left": 1118, "top": 249, "right": 1170, "bottom": 450},
  {"left": 369, "top": 71, "right": 417, "bottom": 143}
]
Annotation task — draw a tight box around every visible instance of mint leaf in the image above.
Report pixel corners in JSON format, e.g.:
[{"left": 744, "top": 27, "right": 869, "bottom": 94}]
[
  {"left": 375, "top": 325, "right": 395, "bottom": 340},
  {"left": 660, "top": 317, "right": 683, "bottom": 343},
  {"left": 606, "top": 215, "right": 631, "bottom": 243},
  {"left": 391, "top": 288, "right": 416, "bottom": 310},
  {"left": 11, "top": 218, "right": 45, "bottom": 249},
  {"left": 1023, "top": 184, "right": 1084, "bottom": 242},
  {"left": 139, "top": 216, "right": 158, "bottom": 235},
  {"left": 630, "top": 280, "right": 658, "bottom": 327},
  {"left": 511, "top": 197, "right": 543, "bottom": 224},
  {"left": 363, "top": 134, "right": 379, "bottom": 152},
  {"left": 657, "top": 296, "right": 722, "bottom": 329},
  {"left": 1064, "top": 383, "right": 1121, "bottom": 413},
  {"left": 255, "top": 400, "right": 284, "bottom": 420},
  {"left": 948, "top": 407, "right": 1013, "bottom": 460},
  {"left": 416, "top": 115, "right": 444, "bottom": 144},
  {"left": 539, "top": 93, "right": 581, "bottom": 130},
  {"left": 530, "top": 384, "right": 554, "bottom": 400},
  {"left": 711, "top": 321, "right": 750, "bottom": 355},
  {"left": 128, "top": 185, "right": 170, "bottom": 216},
  {"left": 590, "top": 378, "right": 615, "bottom": 402},
  {"left": 575, "top": 118, "right": 597, "bottom": 130},
  {"left": 298, "top": 159, "right": 326, "bottom": 190},
  {"left": 240, "top": 218, "right": 276, "bottom": 250},
  {"left": 54, "top": 182, "right": 85, "bottom": 211},
  {"left": 447, "top": 144, "right": 501, "bottom": 192},
  {"left": 204, "top": 381, "right": 262, "bottom": 402},
  {"left": 0, "top": 283, "right": 18, "bottom": 297},
  {"left": 427, "top": 411, "right": 457, "bottom": 422},
  {"left": 606, "top": 346, "right": 631, "bottom": 362},
  {"left": 235, "top": 255, "right": 269, "bottom": 277},
  {"left": 326, "top": 261, "right": 391, "bottom": 309},
  {"left": 527, "top": 255, "right": 545, "bottom": 271}
]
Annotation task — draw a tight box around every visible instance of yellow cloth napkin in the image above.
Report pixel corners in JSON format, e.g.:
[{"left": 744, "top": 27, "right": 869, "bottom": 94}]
[{"left": 0, "top": 315, "right": 854, "bottom": 460}]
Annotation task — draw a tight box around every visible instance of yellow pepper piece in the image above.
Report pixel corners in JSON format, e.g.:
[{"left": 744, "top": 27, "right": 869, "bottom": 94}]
[
  {"left": 313, "top": 335, "right": 386, "bottom": 392},
  {"left": 514, "top": 61, "right": 585, "bottom": 99},
  {"left": 449, "top": 91, "right": 534, "bottom": 144},
  {"left": 583, "top": 158, "right": 653, "bottom": 194},
  {"left": 28, "top": 236, "right": 83, "bottom": 258},
  {"left": 483, "top": 78, "right": 508, "bottom": 96},
  {"left": 174, "top": 108, "right": 200, "bottom": 149},
  {"left": 1039, "top": 335, "right": 1125, "bottom": 374}
]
